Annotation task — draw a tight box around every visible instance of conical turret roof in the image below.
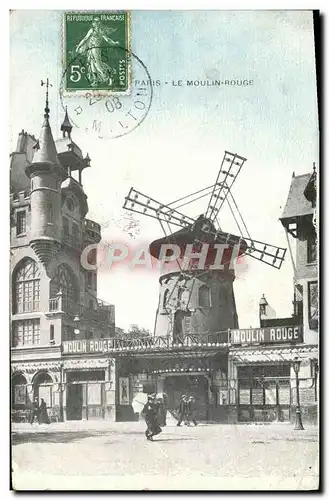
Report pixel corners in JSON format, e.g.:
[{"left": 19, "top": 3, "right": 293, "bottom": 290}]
[
  {"left": 32, "top": 115, "right": 61, "bottom": 167},
  {"left": 60, "top": 107, "right": 73, "bottom": 138}
]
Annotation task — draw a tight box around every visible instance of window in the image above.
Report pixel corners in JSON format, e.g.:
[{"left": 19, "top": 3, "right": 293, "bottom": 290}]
[
  {"left": 50, "top": 264, "right": 78, "bottom": 308},
  {"left": 259, "top": 304, "right": 266, "bottom": 316},
  {"left": 294, "top": 284, "right": 303, "bottom": 320},
  {"left": 308, "top": 281, "right": 318, "bottom": 329},
  {"left": 13, "top": 258, "right": 40, "bottom": 313},
  {"left": 198, "top": 285, "right": 210, "bottom": 307},
  {"left": 50, "top": 325, "right": 54, "bottom": 342},
  {"left": 67, "top": 198, "right": 75, "bottom": 212},
  {"left": 86, "top": 330, "right": 93, "bottom": 339},
  {"left": 63, "top": 217, "right": 69, "bottom": 237},
  {"left": 72, "top": 223, "right": 79, "bottom": 244},
  {"left": 12, "top": 319, "right": 40, "bottom": 347},
  {"left": 89, "top": 299, "right": 94, "bottom": 310},
  {"left": 16, "top": 210, "right": 26, "bottom": 236},
  {"left": 47, "top": 203, "right": 53, "bottom": 223},
  {"left": 307, "top": 233, "right": 317, "bottom": 263},
  {"left": 63, "top": 325, "right": 75, "bottom": 341}
]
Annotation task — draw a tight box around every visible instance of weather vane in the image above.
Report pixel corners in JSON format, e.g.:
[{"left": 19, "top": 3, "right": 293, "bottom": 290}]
[{"left": 41, "top": 78, "right": 53, "bottom": 118}]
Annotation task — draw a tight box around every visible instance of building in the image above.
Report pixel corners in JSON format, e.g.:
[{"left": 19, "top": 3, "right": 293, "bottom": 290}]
[
  {"left": 226, "top": 168, "right": 318, "bottom": 424},
  {"left": 11, "top": 87, "right": 318, "bottom": 425},
  {"left": 112, "top": 167, "right": 319, "bottom": 425},
  {"left": 11, "top": 93, "right": 116, "bottom": 422}
]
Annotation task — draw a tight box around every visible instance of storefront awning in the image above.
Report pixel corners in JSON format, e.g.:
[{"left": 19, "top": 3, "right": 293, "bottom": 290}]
[{"left": 228, "top": 345, "right": 318, "bottom": 364}]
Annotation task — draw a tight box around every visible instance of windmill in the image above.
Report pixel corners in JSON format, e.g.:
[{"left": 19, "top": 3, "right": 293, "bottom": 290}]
[{"left": 123, "top": 151, "right": 287, "bottom": 339}]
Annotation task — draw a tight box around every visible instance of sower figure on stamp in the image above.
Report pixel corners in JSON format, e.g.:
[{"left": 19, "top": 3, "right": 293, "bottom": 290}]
[
  {"left": 141, "top": 394, "right": 162, "bottom": 441},
  {"left": 29, "top": 397, "right": 40, "bottom": 425},
  {"left": 75, "top": 17, "right": 120, "bottom": 87}
]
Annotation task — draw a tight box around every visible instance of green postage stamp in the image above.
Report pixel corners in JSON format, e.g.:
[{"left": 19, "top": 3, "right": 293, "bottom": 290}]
[{"left": 63, "top": 11, "right": 130, "bottom": 94}]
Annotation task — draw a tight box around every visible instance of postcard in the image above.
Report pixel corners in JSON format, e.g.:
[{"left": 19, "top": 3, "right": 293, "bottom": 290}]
[{"left": 10, "top": 9, "right": 319, "bottom": 491}]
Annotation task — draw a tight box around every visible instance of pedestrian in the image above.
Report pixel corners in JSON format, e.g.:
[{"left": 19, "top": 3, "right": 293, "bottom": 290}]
[
  {"left": 39, "top": 398, "right": 50, "bottom": 424},
  {"left": 176, "top": 394, "right": 188, "bottom": 427},
  {"left": 186, "top": 396, "right": 198, "bottom": 426},
  {"left": 29, "top": 397, "right": 40, "bottom": 425},
  {"left": 141, "top": 394, "right": 162, "bottom": 441},
  {"left": 156, "top": 395, "right": 167, "bottom": 427}
]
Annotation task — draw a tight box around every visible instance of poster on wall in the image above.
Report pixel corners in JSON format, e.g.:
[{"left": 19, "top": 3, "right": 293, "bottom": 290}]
[
  {"left": 14, "top": 385, "right": 26, "bottom": 405},
  {"left": 119, "top": 377, "right": 130, "bottom": 405}
]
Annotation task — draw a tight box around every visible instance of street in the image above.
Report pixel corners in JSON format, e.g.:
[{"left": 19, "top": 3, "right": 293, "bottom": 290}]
[{"left": 12, "top": 418, "right": 319, "bottom": 491}]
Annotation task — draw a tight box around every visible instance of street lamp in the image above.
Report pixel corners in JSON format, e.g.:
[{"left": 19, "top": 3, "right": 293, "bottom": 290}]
[
  {"left": 292, "top": 357, "right": 304, "bottom": 430},
  {"left": 73, "top": 314, "right": 80, "bottom": 335}
]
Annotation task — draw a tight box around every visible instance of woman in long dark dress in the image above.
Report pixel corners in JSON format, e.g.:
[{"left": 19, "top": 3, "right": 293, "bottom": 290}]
[
  {"left": 141, "top": 395, "right": 162, "bottom": 441},
  {"left": 39, "top": 398, "right": 50, "bottom": 424}
]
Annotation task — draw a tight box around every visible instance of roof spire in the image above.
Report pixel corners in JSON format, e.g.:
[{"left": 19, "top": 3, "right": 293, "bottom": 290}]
[
  {"left": 29, "top": 78, "right": 61, "bottom": 168},
  {"left": 41, "top": 78, "right": 52, "bottom": 118},
  {"left": 61, "top": 106, "right": 73, "bottom": 138}
]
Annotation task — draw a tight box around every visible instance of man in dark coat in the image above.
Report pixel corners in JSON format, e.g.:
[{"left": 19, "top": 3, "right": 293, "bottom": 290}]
[
  {"left": 186, "top": 396, "right": 198, "bottom": 426},
  {"left": 141, "top": 394, "right": 162, "bottom": 441},
  {"left": 177, "top": 394, "right": 188, "bottom": 426},
  {"left": 157, "top": 393, "right": 168, "bottom": 427},
  {"left": 29, "top": 397, "right": 40, "bottom": 424}
]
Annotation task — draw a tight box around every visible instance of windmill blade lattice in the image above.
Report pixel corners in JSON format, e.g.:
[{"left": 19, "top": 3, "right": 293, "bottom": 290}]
[
  {"left": 123, "top": 187, "right": 195, "bottom": 228},
  {"left": 205, "top": 151, "right": 247, "bottom": 223}
]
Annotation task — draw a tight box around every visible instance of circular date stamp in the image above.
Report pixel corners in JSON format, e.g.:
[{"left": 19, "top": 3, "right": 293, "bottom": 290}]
[{"left": 60, "top": 47, "right": 153, "bottom": 139}]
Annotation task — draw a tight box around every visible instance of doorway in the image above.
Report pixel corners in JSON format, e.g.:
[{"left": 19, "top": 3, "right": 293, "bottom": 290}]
[
  {"left": 66, "top": 384, "right": 83, "bottom": 420},
  {"left": 164, "top": 375, "right": 209, "bottom": 420}
]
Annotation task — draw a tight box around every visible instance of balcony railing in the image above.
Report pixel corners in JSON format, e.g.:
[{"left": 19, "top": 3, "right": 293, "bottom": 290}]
[{"left": 48, "top": 295, "right": 115, "bottom": 324}]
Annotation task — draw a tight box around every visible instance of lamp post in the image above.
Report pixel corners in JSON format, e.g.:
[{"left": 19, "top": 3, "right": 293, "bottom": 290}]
[
  {"left": 292, "top": 357, "right": 304, "bottom": 430},
  {"left": 313, "top": 359, "right": 319, "bottom": 403}
]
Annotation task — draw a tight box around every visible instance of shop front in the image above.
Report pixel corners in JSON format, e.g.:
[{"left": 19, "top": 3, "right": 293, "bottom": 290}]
[
  {"left": 236, "top": 364, "right": 291, "bottom": 422},
  {"left": 228, "top": 326, "right": 318, "bottom": 424},
  {"left": 62, "top": 341, "right": 116, "bottom": 421},
  {"left": 115, "top": 351, "right": 228, "bottom": 422}
]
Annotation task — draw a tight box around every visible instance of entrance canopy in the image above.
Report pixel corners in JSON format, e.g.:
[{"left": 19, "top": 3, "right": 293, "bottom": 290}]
[{"left": 229, "top": 345, "right": 318, "bottom": 364}]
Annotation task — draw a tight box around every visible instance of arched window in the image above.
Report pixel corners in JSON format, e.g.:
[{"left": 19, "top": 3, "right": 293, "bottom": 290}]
[
  {"left": 13, "top": 258, "right": 40, "bottom": 313},
  {"left": 198, "top": 285, "right": 210, "bottom": 307},
  {"left": 50, "top": 264, "right": 78, "bottom": 305}
]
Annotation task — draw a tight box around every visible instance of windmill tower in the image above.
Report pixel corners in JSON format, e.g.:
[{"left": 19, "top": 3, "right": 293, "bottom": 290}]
[{"left": 123, "top": 151, "right": 286, "bottom": 340}]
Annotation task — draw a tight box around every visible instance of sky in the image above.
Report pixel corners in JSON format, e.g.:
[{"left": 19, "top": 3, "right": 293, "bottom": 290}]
[{"left": 9, "top": 10, "right": 319, "bottom": 332}]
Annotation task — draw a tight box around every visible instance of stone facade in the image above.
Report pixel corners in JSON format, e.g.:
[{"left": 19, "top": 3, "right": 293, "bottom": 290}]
[{"left": 10, "top": 104, "right": 116, "bottom": 422}]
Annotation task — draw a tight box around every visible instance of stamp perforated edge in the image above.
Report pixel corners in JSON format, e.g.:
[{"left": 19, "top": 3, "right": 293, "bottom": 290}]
[{"left": 61, "top": 10, "right": 132, "bottom": 98}]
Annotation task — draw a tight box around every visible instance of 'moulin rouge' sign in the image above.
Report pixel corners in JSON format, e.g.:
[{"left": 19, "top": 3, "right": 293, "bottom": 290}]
[{"left": 230, "top": 326, "right": 303, "bottom": 345}]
